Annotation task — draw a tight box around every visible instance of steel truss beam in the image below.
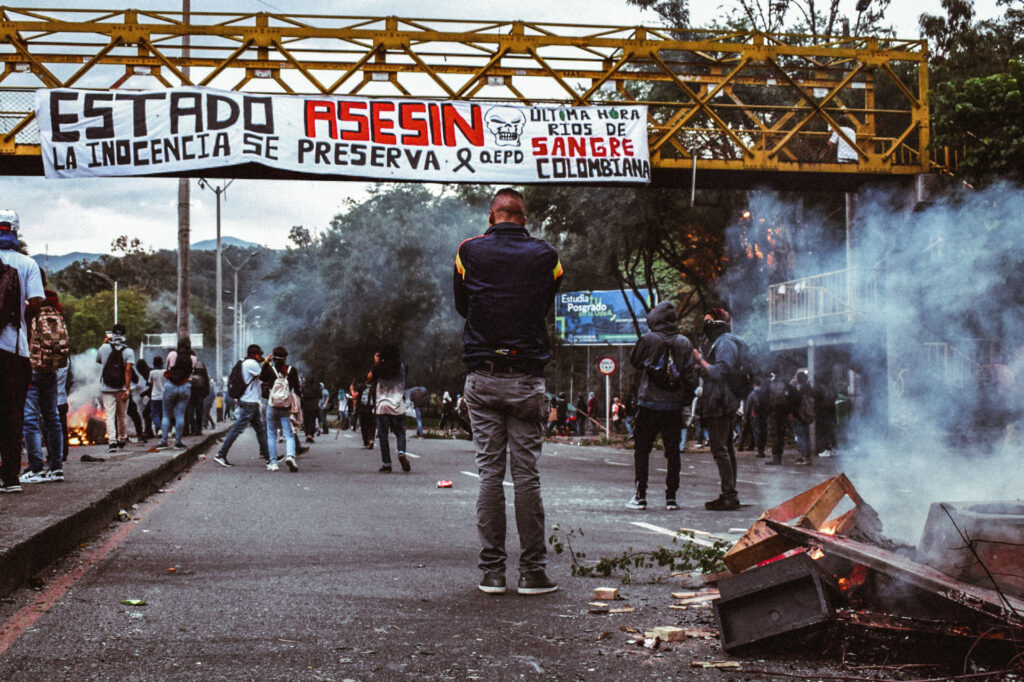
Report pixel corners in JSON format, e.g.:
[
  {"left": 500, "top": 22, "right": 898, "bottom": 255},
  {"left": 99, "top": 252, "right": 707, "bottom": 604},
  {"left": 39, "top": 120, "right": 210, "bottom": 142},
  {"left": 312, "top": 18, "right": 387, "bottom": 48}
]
[{"left": 0, "top": 7, "right": 937, "bottom": 181}]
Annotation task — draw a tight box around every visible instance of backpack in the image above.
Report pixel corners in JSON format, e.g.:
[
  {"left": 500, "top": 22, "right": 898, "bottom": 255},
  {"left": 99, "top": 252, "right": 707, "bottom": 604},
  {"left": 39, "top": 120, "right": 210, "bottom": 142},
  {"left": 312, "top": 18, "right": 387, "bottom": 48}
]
[
  {"left": 165, "top": 351, "right": 193, "bottom": 385},
  {"left": 269, "top": 364, "right": 292, "bottom": 408},
  {"left": 768, "top": 378, "right": 790, "bottom": 411},
  {"left": 101, "top": 346, "right": 126, "bottom": 389},
  {"left": 797, "top": 386, "right": 817, "bottom": 423},
  {"left": 29, "top": 307, "right": 69, "bottom": 371},
  {"left": 0, "top": 260, "right": 20, "bottom": 337},
  {"left": 647, "top": 339, "right": 682, "bottom": 391},
  {"left": 721, "top": 333, "right": 755, "bottom": 399},
  {"left": 227, "top": 360, "right": 248, "bottom": 400}
]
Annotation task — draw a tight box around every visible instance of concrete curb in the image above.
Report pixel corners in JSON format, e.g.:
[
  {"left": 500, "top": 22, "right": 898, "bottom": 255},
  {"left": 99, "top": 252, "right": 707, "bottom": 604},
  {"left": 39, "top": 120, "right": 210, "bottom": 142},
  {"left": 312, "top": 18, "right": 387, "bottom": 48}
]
[{"left": 0, "top": 429, "right": 226, "bottom": 598}]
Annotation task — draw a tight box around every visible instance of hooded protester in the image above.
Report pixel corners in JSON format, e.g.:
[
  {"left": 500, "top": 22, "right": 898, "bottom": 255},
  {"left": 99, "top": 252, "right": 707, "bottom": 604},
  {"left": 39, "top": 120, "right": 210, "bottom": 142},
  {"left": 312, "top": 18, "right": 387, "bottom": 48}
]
[
  {"left": 96, "top": 322, "right": 136, "bottom": 452},
  {"left": 626, "top": 301, "right": 697, "bottom": 511},
  {"left": 694, "top": 308, "right": 745, "bottom": 511}
]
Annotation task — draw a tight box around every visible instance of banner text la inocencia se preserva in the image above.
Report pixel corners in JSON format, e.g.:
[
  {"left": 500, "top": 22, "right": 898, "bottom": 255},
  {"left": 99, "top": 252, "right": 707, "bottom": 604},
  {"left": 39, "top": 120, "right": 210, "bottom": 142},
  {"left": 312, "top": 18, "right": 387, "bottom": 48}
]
[{"left": 35, "top": 87, "right": 651, "bottom": 184}]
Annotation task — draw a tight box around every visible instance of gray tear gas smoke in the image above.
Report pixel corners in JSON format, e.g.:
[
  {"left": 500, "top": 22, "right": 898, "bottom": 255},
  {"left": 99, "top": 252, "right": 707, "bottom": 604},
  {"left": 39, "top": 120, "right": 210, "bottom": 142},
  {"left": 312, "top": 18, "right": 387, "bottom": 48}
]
[{"left": 723, "top": 182, "right": 1024, "bottom": 544}]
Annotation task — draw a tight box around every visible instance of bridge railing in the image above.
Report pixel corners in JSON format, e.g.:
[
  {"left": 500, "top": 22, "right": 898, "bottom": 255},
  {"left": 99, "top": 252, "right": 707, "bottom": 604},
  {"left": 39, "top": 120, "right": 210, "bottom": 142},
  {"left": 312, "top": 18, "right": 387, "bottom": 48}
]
[{"left": 768, "top": 267, "right": 879, "bottom": 333}]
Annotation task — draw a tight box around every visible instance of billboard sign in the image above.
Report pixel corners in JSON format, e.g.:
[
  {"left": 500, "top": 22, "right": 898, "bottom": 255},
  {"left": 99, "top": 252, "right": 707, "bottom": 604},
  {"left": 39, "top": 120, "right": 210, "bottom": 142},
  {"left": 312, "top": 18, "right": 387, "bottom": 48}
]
[{"left": 554, "top": 289, "right": 655, "bottom": 345}]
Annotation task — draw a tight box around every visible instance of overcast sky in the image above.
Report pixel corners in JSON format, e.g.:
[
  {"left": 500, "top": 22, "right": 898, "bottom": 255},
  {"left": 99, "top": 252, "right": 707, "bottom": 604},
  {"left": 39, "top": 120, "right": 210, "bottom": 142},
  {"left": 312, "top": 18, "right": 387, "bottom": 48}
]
[{"left": 4, "top": 0, "right": 1002, "bottom": 256}]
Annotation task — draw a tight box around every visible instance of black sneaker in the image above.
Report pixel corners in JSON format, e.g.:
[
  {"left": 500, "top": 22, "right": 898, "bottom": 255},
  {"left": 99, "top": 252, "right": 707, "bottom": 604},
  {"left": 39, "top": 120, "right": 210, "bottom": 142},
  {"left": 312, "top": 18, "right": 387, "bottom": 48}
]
[
  {"left": 479, "top": 573, "right": 507, "bottom": 595},
  {"left": 379, "top": 465, "right": 392, "bottom": 473},
  {"left": 213, "top": 454, "right": 232, "bottom": 467},
  {"left": 666, "top": 499, "right": 679, "bottom": 511},
  {"left": 0, "top": 482, "right": 23, "bottom": 493},
  {"left": 397, "top": 452, "right": 411, "bottom": 472},
  {"left": 705, "top": 496, "right": 740, "bottom": 511},
  {"left": 173, "top": 441, "right": 186, "bottom": 449},
  {"left": 107, "top": 444, "right": 120, "bottom": 453},
  {"left": 625, "top": 495, "right": 647, "bottom": 510},
  {"left": 517, "top": 572, "right": 558, "bottom": 595}
]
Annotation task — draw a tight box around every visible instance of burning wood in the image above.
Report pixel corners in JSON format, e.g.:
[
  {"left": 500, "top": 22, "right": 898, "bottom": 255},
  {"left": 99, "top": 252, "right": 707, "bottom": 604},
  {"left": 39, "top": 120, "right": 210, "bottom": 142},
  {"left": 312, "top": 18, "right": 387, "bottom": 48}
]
[{"left": 67, "top": 401, "right": 106, "bottom": 446}]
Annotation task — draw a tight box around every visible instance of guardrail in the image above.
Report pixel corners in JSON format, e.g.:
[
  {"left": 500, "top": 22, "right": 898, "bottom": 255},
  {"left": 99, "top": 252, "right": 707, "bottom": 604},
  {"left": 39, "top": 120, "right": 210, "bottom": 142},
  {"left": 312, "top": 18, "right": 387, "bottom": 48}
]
[{"left": 768, "top": 267, "right": 878, "bottom": 333}]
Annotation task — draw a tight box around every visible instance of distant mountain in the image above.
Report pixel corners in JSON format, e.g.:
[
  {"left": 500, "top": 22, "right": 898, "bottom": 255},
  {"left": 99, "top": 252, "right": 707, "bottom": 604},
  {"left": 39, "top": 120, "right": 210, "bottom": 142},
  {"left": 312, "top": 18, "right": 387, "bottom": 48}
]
[
  {"left": 191, "top": 236, "right": 260, "bottom": 251},
  {"left": 32, "top": 252, "right": 102, "bottom": 273}
]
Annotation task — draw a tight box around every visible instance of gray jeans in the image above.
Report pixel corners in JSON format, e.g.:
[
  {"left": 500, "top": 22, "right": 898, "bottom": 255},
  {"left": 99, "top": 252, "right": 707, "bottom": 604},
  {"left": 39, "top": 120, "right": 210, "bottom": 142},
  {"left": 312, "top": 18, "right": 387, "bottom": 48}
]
[{"left": 464, "top": 370, "right": 549, "bottom": 575}]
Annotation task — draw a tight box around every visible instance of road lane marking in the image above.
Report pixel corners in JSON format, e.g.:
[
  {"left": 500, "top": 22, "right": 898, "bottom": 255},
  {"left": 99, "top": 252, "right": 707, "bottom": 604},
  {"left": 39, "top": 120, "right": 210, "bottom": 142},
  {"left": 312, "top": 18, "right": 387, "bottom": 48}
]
[
  {"left": 737, "top": 479, "right": 765, "bottom": 486},
  {"left": 604, "top": 460, "right": 629, "bottom": 467},
  {"left": 629, "top": 521, "right": 719, "bottom": 548},
  {"left": 460, "top": 471, "right": 513, "bottom": 487}
]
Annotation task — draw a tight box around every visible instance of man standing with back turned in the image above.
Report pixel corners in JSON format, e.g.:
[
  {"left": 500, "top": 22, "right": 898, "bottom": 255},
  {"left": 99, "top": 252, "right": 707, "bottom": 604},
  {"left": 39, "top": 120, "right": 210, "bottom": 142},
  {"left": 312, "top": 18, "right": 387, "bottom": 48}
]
[{"left": 454, "top": 187, "right": 562, "bottom": 596}]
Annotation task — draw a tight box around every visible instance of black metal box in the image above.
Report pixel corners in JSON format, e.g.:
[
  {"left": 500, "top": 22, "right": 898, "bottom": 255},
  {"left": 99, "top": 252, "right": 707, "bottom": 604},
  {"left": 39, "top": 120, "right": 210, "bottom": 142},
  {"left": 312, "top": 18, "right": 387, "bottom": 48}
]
[{"left": 713, "top": 552, "right": 833, "bottom": 652}]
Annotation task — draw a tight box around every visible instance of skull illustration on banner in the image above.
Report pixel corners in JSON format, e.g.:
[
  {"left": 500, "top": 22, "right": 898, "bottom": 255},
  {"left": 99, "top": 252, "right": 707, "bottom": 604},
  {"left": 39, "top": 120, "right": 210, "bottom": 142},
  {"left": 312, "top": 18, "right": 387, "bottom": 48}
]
[{"left": 484, "top": 106, "right": 526, "bottom": 147}]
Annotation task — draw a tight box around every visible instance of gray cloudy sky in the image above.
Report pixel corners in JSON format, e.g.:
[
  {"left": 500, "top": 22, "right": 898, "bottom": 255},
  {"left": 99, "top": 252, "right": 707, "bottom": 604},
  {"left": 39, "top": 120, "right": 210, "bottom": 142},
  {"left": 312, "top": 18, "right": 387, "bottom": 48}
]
[{"left": 3, "top": 0, "right": 1000, "bottom": 256}]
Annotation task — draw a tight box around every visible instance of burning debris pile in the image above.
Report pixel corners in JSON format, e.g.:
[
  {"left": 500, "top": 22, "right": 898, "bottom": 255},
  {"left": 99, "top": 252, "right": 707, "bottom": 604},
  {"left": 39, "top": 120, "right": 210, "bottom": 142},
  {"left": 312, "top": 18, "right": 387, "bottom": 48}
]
[
  {"left": 713, "top": 474, "right": 1024, "bottom": 673},
  {"left": 67, "top": 400, "right": 106, "bottom": 446}
]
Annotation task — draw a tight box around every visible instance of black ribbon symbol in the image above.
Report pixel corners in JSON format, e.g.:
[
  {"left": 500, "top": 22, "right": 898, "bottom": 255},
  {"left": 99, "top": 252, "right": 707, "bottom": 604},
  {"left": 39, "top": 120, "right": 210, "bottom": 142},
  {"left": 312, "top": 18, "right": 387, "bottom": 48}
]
[{"left": 453, "top": 148, "right": 475, "bottom": 174}]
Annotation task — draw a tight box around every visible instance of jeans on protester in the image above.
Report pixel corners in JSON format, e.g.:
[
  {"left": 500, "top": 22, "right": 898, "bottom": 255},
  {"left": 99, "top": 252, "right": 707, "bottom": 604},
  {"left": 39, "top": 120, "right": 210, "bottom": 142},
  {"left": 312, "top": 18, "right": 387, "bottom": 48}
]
[
  {"left": 793, "top": 419, "right": 812, "bottom": 461},
  {"left": 464, "top": 370, "right": 548, "bottom": 576},
  {"left": 218, "top": 401, "right": 269, "bottom": 458},
  {"left": 631, "top": 406, "right": 683, "bottom": 502},
  {"left": 150, "top": 399, "right": 163, "bottom": 438},
  {"left": 376, "top": 413, "right": 407, "bottom": 465},
  {"left": 24, "top": 370, "right": 63, "bottom": 473},
  {"left": 707, "top": 413, "right": 739, "bottom": 501},
  {"left": 266, "top": 405, "right": 295, "bottom": 465},
  {"left": 160, "top": 382, "right": 191, "bottom": 445},
  {"left": 414, "top": 407, "right": 423, "bottom": 436}
]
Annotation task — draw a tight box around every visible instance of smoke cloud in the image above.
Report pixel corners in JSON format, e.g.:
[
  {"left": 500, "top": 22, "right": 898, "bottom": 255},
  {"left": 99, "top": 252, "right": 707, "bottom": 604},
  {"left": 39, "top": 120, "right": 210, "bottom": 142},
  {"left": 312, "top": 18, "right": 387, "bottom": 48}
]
[{"left": 723, "top": 182, "right": 1024, "bottom": 544}]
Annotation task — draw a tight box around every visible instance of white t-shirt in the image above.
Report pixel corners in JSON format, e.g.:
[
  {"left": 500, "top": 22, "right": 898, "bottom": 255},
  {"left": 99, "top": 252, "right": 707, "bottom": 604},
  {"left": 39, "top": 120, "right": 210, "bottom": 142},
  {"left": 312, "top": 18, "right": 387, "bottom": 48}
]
[
  {"left": 96, "top": 343, "right": 136, "bottom": 393},
  {"left": 149, "top": 368, "right": 166, "bottom": 400},
  {"left": 0, "top": 249, "right": 44, "bottom": 357},
  {"left": 829, "top": 126, "right": 858, "bottom": 163},
  {"left": 240, "top": 357, "right": 262, "bottom": 403}
]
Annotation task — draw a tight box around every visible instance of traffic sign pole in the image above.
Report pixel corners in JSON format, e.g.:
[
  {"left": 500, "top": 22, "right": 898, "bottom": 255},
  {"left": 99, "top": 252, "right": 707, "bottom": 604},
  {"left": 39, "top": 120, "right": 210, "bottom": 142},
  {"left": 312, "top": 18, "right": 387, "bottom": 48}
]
[{"left": 597, "top": 356, "right": 617, "bottom": 440}]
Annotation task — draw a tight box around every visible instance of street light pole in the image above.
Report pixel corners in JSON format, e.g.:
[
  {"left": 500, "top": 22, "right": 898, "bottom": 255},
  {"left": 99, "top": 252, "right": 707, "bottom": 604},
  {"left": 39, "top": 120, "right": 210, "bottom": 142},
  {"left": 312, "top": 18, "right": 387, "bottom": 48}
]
[
  {"left": 176, "top": 0, "right": 191, "bottom": 342},
  {"left": 224, "top": 254, "right": 253, "bottom": 360},
  {"left": 198, "top": 178, "right": 234, "bottom": 384},
  {"left": 86, "top": 269, "right": 118, "bottom": 325}
]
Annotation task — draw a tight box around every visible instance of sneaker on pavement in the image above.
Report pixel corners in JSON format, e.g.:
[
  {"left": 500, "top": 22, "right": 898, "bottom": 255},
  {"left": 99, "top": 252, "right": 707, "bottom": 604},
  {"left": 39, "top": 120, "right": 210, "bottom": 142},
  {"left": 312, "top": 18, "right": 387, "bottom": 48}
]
[
  {"left": 155, "top": 442, "right": 169, "bottom": 451},
  {"left": 379, "top": 464, "right": 392, "bottom": 473},
  {"left": 666, "top": 499, "right": 679, "bottom": 511},
  {"left": 705, "top": 496, "right": 741, "bottom": 511},
  {"left": 19, "top": 469, "right": 47, "bottom": 484},
  {"left": 266, "top": 462, "right": 279, "bottom": 471},
  {"left": 625, "top": 495, "right": 647, "bottom": 510},
  {"left": 47, "top": 469, "right": 65, "bottom": 482},
  {"left": 517, "top": 572, "right": 558, "bottom": 595},
  {"left": 765, "top": 459, "right": 782, "bottom": 466},
  {"left": 173, "top": 441, "right": 186, "bottom": 449},
  {"left": 0, "top": 482, "right": 23, "bottom": 493},
  {"left": 284, "top": 456, "right": 298, "bottom": 472},
  {"left": 479, "top": 573, "right": 507, "bottom": 595},
  {"left": 107, "top": 444, "right": 120, "bottom": 453},
  {"left": 213, "top": 454, "right": 232, "bottom": 467},
  {"left": 397, "top": 452, "right": 411, "bottom": 472},
  {"left": 795, "top": 457, "right": 812, "bottom": 465}
]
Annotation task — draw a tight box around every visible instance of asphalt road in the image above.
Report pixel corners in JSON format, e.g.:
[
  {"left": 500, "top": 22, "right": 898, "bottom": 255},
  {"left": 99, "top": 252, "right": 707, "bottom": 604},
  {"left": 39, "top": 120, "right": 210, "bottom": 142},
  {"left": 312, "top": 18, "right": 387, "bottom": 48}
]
[{"left": 0, "top": 427, "right": 846, "bottom": 681}]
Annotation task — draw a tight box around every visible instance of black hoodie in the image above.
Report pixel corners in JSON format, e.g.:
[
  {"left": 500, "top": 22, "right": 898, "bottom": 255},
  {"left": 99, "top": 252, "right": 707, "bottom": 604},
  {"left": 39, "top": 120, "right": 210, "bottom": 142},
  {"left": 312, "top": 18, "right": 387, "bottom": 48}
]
[{"left": 628, "top": 301, "right": 696, "bottom": 409}]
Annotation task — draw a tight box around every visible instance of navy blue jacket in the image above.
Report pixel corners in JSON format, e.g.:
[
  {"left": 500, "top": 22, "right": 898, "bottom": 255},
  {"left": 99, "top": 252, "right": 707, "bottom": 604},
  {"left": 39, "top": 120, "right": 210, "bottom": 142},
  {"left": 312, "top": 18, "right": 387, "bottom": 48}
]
[{"left": 454, "top": 222, "right": 562, "bottom": 375}]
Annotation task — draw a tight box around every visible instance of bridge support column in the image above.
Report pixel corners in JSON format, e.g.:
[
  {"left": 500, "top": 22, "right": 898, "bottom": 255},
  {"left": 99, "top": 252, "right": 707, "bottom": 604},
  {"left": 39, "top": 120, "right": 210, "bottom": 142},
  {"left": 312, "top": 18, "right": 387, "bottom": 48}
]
[{"left": 807, "top": 340, "right": 816, "bottom": 453}]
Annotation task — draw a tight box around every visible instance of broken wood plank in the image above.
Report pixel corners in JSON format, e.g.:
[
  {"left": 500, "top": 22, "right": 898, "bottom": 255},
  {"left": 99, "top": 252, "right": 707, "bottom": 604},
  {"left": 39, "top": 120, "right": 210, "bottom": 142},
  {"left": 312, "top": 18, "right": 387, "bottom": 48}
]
[
  {"left": 765, "top": 520, "right": 1024, "bottom": 625},
  {"left": 593, "top": 587, "right": 619, "bottom": 600},
  {"left": 608, "top": 605, "right": 635, "bottom": 614},
  {"left": 691, "top": 660, "right": 741, "bottom": 669},
  {"left": 650, "top": 626, "right": 687, "bottom": 642}
]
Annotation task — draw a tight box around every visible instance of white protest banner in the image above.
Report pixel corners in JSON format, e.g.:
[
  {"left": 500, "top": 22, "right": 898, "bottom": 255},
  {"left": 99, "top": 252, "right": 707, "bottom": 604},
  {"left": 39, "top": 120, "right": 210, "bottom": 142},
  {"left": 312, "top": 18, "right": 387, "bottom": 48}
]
[{"left": 35, "top": 87, "right": 651, "bottom": 183}]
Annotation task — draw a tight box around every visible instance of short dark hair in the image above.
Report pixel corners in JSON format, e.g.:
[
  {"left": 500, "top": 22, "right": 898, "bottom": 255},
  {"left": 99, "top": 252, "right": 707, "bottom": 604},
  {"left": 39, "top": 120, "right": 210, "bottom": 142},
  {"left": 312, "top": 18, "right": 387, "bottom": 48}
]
[
  {"left": 247, "top": 344, "right": 262, "bottom": 357},
  {"left": 153, "top": 355, "right": 163, "bottom": 369},
  {"left": 490, "top": 187, "right": 525, "bottom": 218},
  {"left": 272, "top": 346, "right": 288, "bottom": 358}
]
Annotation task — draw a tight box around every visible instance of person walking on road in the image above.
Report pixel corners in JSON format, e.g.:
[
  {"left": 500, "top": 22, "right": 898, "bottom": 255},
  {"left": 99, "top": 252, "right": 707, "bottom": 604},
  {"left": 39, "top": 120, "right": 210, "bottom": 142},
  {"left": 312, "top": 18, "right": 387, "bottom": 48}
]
[
  {"left": 0, "top": 209, "right": 44, "bottom": 494},
  {"left": 625, "top": 300, "right": 697, "bottom": 511},
  {"left": 694, "top": 308, "right": 744, "bottom": 511},
  {"left": 214, "top": 344, "right": 269, "bottom": 467},
  {"left": 261, "top": 346, "right": 300, "bottom": 472},
  {"left": 369, "top": 345, "right": 410, "bottom": 473},
  {"left": 454, "top": 187, "right": 562, "bottom": 596}
]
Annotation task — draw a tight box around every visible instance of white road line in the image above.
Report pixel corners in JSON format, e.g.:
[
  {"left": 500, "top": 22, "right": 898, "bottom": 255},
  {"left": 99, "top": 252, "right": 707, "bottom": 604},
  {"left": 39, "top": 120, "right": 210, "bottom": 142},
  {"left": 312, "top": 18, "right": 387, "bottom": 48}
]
[
  {"left": 737, "top": 479, "right": 765, "bottom": 486},
  {"left": 604, "top": 460, "right": 629, "bottom": 467},
  {"left": 569, "top": 456, "right": 590, "bottom": 461},
  {"left": 460, "top": 471, "right": 513, "bottom": 487},
  {"left": 629, "top": 521, "right": 718, "bottom": 548}
]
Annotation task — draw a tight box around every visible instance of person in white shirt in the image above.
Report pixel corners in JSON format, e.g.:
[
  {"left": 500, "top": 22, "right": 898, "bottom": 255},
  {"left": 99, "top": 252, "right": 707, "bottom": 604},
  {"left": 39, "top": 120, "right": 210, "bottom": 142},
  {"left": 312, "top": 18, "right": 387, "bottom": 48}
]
[
  {"left": 0, "top": 209, "right": 44, "bottom": 493},
  {"left": 213, "top": 344, "right": 270, "bottom": 467},
  {"left": 96, "top": 323, "right": 136, "bottom": 452},
  {"left": 828, "top": 125, "right": 858, "bottom": 163},
  {"left": 148, "top": 355, "right": 166, "bottom": 438}
]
